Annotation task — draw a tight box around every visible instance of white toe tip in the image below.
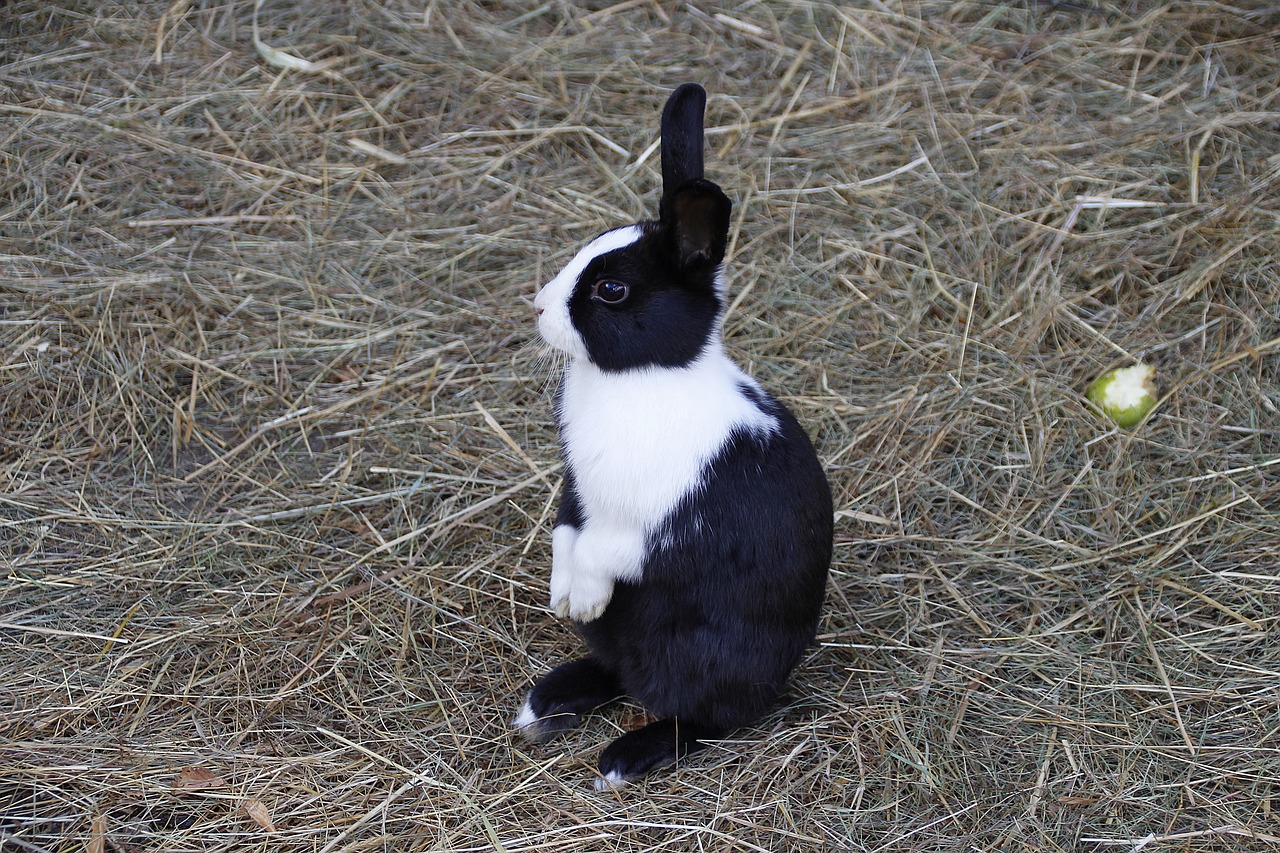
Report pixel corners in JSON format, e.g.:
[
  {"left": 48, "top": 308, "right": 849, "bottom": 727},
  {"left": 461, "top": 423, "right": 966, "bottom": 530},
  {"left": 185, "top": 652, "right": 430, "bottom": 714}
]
[
  {"left": 593, "top": 770, "right": 629, "bottom": 792},
  {"left": 512, "top": 699, "right": 537, "bottom": 731}
]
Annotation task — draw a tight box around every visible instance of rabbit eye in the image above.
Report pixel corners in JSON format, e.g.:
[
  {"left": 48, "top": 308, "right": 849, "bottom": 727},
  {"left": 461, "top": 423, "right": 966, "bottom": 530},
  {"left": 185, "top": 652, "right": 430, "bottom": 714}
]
[{"left": 592, "top": 280, "right": 630, "bottom": 305}]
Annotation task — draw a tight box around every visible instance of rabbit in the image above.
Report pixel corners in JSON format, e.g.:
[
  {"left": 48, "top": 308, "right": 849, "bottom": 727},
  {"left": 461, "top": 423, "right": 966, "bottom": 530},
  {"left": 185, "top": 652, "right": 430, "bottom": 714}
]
[{"left": 514, "top": 83, "right": 833, "bottom": 789}]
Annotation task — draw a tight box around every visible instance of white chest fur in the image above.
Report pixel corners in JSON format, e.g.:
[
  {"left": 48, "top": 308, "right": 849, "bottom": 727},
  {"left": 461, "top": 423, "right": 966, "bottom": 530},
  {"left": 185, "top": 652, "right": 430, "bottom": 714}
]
[
  {"left": 561, "top": 346, "right": 777, "bottom": 530},
  {"left": 546, "top": 346, "right": 778, "bottom": 620}
]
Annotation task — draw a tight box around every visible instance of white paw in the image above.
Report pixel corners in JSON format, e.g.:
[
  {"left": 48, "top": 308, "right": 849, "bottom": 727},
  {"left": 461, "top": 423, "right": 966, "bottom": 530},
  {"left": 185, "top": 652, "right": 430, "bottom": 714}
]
[
  {"left": 549, "top": 524, "right": 576, "bottom": 609},
  {"left": 549, "top": 571, "right": 571, "bottom": 615},
  {"left": 551, "top": 572, "right": 614, "bottom": 622},
  {"left": 574, "top": 524, "right": 645, "bottom": 583}
]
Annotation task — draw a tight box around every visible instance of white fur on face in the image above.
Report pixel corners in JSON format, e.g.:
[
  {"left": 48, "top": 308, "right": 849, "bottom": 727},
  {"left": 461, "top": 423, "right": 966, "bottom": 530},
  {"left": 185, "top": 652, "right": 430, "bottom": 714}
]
[
  {"left": 534, "top": 226, "right": 644, "bottom": 361},
  {"left": 555, "top": 344, "right": 779, "bottom": 600}
]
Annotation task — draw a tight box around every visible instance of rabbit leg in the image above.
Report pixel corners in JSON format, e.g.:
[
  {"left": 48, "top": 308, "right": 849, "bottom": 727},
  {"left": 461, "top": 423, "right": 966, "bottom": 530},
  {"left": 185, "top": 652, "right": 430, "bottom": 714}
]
[
  {"left": 513, "top": 657, "right": 623, "bottom": 743},
  {"left": 594, "top": 718, "right": 719, "bottom": 789}
]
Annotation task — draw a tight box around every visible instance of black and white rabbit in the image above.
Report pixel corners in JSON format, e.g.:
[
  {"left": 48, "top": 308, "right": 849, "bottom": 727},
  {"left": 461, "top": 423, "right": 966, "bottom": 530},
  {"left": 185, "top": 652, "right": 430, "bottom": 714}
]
[{"left": 515, "top": 84, "right": 833, "bottom": 788}]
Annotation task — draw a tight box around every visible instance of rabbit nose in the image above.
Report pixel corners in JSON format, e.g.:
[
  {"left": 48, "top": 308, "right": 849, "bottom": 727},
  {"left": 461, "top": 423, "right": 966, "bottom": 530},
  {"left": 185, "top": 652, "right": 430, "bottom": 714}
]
[{"left": 536, "top": 307, "right": 544, "bottom": 316}]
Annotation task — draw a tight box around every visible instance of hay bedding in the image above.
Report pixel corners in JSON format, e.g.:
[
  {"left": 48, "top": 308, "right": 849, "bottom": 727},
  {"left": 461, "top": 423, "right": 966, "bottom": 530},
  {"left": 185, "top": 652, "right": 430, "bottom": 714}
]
[{"left": 1, "top": 0, "right": 1278, "bottom": 849}]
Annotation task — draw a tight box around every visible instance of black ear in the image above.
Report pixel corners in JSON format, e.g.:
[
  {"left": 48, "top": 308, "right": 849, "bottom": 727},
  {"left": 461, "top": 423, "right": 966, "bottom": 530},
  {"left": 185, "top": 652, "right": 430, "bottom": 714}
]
[
  {"left": 660, "top": 84, "right": 707, "bottom": 197},
  {"left": 666, "top": 179, "right": 732, "bottom": 269}
]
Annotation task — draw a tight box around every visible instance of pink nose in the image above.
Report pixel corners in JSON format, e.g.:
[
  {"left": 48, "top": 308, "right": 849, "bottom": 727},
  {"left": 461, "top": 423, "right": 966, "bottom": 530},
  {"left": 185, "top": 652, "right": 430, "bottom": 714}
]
[{"left": 536, "top": 308, "right": 544, "bottom": 316}]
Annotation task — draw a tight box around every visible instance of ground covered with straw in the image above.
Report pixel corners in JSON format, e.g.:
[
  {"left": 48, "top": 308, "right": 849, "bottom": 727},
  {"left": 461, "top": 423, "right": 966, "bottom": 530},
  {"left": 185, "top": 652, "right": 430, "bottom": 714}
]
[{"left": 3, "top": 2, "right": 1279, "bottom": 850}]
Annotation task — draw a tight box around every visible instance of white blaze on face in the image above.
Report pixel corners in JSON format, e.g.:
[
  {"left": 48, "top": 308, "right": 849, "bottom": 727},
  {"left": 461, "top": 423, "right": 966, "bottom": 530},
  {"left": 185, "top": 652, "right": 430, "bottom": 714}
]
[{"left": 534, "top": 226, "right": 644, "bottom": 362}]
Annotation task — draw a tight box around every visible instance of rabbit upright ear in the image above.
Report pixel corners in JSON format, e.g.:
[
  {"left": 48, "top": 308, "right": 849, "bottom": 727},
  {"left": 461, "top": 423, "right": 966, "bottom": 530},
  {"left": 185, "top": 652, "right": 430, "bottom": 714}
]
[
  {"left": 660, "top": 84, "right": 708, "bottom": 194},
  {"left": 667, "top": 180, "right": 731, "bottom": 269},
  {"left": 659, "top": 85, "right": 729, "bottom": 269}
]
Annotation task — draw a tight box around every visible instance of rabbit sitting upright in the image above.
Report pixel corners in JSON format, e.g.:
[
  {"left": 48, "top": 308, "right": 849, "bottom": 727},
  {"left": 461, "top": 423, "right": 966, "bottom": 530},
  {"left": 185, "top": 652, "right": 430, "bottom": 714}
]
[{"left": 515, "top": 83, "right": 833, "bottom": 788}]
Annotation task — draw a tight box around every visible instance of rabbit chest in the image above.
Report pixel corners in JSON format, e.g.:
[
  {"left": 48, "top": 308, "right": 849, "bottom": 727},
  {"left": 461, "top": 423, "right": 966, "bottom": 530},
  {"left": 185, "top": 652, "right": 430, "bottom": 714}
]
[{"left": 557, "top": 348, "right": 778, "bottom": 567}]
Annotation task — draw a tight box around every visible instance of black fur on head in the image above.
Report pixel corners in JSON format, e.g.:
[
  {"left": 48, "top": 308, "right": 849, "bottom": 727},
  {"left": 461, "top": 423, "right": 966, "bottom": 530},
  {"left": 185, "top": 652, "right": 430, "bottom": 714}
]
[
  {"left": 565, "top": 224, "right": 717, "bottom": 371},
  {"left": 566, "top": 85, "right": 733, "bottom": 373}
]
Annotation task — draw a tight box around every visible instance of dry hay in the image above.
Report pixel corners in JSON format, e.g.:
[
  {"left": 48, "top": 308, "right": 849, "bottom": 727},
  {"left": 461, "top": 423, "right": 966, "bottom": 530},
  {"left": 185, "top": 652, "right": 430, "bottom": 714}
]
[{"left": 2, "top": 1, "right": 1279, "bottom": 851}]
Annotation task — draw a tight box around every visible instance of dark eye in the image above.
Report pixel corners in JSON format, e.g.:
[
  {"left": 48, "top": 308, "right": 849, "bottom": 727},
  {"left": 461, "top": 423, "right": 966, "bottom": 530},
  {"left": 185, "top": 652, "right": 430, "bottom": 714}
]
[{"left": 592, "top": 280, "right": 630, "bottom": 305}]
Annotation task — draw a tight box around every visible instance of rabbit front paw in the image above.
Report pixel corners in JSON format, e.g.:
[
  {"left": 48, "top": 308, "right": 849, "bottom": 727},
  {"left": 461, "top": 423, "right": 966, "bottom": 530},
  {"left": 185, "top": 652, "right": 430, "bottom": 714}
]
[
  {"left": 552, "top": 572, "right": 614, "bottom": 622},
  {"left": 549, "top": 522, "right": 637, "bottom": 622}
]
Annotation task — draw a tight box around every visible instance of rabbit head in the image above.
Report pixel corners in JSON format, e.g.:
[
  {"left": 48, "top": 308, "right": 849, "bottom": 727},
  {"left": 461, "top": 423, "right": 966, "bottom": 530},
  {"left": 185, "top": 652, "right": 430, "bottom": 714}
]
[{"left": 534, "top": 84, "right": 732, "bottom": 373}]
